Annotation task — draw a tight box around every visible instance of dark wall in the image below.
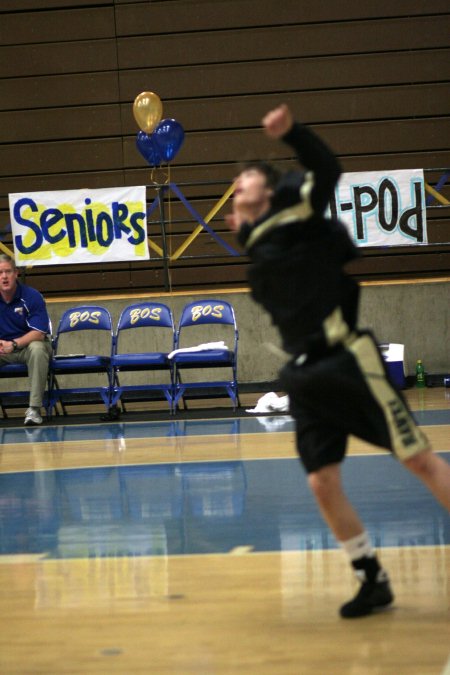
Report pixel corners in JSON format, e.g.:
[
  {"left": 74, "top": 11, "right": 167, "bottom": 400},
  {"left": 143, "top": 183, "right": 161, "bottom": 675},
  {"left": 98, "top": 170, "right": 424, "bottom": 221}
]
[{"left": 1, "top": 0, "right": 449, "bottom": 296}]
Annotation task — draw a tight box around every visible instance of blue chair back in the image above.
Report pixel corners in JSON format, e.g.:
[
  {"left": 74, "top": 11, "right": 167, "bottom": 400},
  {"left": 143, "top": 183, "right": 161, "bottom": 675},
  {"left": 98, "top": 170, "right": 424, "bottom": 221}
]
[
  {"left": 116, "top": 302, "right": 174, "bottom": 334},
  {"left": 178, "top": 300, "right": 236, "bottom": 329},
  {"left": 56, "top": 306, "right": 113, "bottom": 336}
]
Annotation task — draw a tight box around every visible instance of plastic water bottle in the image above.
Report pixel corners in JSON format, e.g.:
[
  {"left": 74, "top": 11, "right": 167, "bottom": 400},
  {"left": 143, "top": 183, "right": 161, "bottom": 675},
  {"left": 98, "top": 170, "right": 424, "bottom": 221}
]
[{"left": 415, "top": 360, "right": 426, "bottom": 388}]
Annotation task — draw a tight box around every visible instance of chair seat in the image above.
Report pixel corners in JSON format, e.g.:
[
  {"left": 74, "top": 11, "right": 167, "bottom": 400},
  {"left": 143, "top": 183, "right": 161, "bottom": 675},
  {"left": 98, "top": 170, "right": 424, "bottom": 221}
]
[
  {"left": 52, "top": 355, "right": 111, "bottom": 371},
  {"left": 112, "top": 352, "right": 169, "bottom": 368},
  {"left": 0, "top": 363, "right": 28, "bottom": 375},
  {"left": 171, "top": 349, "right": 234, "bottom": 365}
]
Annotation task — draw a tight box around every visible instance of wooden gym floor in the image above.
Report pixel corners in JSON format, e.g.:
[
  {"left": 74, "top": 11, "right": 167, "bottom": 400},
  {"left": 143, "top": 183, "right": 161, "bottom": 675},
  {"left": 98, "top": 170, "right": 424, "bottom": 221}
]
[{"left": 0, "top": 388, "right": 449, "bottom": 674}]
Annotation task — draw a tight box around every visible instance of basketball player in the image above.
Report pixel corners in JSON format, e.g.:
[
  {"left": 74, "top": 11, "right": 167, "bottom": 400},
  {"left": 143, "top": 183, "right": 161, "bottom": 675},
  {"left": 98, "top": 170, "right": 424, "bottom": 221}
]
[{"left": 226, "top": 104, "right": 450, "bottom": 618}]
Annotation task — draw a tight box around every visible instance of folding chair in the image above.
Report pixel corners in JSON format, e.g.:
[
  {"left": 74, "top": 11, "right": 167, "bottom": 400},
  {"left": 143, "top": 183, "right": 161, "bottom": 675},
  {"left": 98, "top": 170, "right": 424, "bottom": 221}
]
[
  {"left": 110, "top": 302, "right": 175, "bottom": 413},
  {"left": 0, "top": 363, "right": 31, "bottom": 418},
  {"left": 48, "top": 305, "right": 113, "bottom": 416},
  {"left": 171, "top": 299, "right": 240, "bottom": 411}
]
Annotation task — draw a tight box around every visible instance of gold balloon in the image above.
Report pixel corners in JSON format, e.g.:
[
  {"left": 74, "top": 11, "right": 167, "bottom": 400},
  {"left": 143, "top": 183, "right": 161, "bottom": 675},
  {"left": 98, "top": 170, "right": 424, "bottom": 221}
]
[{"left": 133, "top": 92, "right": 163, "bottom": 133}]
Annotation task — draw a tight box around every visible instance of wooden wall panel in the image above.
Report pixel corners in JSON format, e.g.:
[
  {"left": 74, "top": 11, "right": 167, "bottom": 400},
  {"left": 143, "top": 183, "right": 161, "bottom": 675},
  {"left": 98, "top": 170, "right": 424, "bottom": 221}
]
[
  {"left": 0, "top": 7, "right": 115, "bottom": 45},
  {"left": 0, "top": 106, "right": 122, "bottom": 143},
  {"left": 1, "top": 0, "right": 111, "bottom": 9},
  {"left": 115, "top": 0, "right": 450, "bottom": 34},
  {"left": 0, "top": 40, "right": 118, "bottom": 78},
  {"left": 118, "top": 50, "right": 450, "bottom": 101},
  {"left": 117, "top": 17, "right": 449, "bottom": 69},
  {"left": 121, "top": 119, "right": 450, "bottom": 169},
  {"left": 119, "top": 84, "right": 450, "bottom": 135},
  {"left": 0, "top": 0, "right": 449, "bottom": 297},
  {"left": 349, "top": 250, "right": 450, "bottom": 276},
  {"left": 340, "top": 152, "right": 450, "bottom": 173},
  {"left": 2, "top": 82, "right": 448, "bottom": 148},
  {"left": 0, "top": 72, "right": 119, "bottom": 111},
  {"left": 0, "top": 139, "right": 124, "bottom": 177}
]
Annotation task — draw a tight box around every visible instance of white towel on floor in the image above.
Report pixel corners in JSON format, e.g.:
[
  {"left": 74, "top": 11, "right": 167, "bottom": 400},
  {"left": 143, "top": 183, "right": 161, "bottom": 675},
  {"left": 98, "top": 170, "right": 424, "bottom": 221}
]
[{"left": 246, "top": 392, "right": 289, "bottom": 414}]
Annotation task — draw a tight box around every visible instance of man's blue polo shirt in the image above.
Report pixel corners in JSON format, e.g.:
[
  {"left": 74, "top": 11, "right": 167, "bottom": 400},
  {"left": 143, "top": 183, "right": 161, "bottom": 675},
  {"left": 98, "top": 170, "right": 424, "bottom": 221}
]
[{"left": 0, "top": 282, "right": 50, "bottom": 341}]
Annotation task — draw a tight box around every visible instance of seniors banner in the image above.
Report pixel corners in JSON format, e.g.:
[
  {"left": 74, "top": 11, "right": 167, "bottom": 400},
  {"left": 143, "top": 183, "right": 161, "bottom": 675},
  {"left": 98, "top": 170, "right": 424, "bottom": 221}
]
[
  {"left": 328, "top": 169, "right": 427, "bottom": 246},
  {"left": 9, "top": 186, "right": 149, "bottom": 267}
]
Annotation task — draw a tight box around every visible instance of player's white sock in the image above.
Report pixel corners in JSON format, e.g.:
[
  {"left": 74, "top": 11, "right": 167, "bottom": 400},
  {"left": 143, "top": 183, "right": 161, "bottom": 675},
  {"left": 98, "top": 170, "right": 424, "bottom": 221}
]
[
  {"left": 340, "top": 531, "right": 374, "bottom": 561},
  {"left": 341, "top": 532, "right": 389, "bottom": 584}
]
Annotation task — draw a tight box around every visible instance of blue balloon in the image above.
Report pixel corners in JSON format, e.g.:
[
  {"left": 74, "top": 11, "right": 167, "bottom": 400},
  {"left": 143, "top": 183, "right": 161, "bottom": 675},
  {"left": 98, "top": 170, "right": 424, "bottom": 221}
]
[
  {"left": 136, "top": 130, "right": 162, "bottom": 167},
  {"left": 153, "top": 119, "right": 185, "bottom": 162}
]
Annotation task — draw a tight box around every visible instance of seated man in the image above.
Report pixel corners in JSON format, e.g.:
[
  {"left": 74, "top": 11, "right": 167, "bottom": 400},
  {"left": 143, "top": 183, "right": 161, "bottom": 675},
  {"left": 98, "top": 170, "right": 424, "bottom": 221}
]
[{"left": 0, "top": 254, "right": 52, "bottom": 425}]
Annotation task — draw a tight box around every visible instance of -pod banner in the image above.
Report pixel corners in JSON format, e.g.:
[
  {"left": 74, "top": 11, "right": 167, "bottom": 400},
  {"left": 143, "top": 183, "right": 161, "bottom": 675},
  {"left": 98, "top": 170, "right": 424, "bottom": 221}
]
[
  {"left": 328, "top": 169, "right": 427, "bottom": 246},
  {"left": 9, "top": 185, "right": 149, "bottom": 267}
]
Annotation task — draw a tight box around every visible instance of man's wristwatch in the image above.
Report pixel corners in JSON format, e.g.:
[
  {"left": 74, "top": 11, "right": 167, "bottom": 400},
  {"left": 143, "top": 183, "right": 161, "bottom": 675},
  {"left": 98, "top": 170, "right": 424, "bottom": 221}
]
[{"left": 11, "top": 340, "right": 19, "bottom": 352}]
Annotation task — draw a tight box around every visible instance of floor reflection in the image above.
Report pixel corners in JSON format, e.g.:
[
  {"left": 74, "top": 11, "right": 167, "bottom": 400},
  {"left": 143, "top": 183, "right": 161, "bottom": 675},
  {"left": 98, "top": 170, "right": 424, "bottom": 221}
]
[{"left": 0, "top": 454, "right": 448, "bottom": 561}]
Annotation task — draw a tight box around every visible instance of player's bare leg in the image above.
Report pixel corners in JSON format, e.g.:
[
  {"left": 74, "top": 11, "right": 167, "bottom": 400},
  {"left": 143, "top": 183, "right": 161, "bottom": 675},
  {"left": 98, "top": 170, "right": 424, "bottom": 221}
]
[
  {"left": 308, "top": 463, "right": 364, "bottom": 540},
  {"left": 308, "top": 463, "right": 394, "bottom": 618},
  {"left": 403, "top": 450, "right": 450, "bottom": 511}
]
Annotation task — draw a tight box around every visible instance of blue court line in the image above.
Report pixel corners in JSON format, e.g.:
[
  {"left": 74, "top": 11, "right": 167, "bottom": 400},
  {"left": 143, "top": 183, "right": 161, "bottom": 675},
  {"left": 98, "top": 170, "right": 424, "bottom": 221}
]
[
  {"left": 411, "top": 409, "right": 450, "bottom": 426},
  {"left": 0, "top": 453, "right": 449, "bottom": 559},
  {"left": 1, "top": 408, "right": 449, "bottom": 446}
]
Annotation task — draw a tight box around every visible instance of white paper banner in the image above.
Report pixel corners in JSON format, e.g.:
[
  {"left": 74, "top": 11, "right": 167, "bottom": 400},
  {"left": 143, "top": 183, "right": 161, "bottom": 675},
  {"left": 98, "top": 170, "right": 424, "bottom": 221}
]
[
  {"left": 9, "top": 185, "right": 149, "bottom": 267},
  {"left": 328, "top": 169, "right": 427, "bottom": 246}
]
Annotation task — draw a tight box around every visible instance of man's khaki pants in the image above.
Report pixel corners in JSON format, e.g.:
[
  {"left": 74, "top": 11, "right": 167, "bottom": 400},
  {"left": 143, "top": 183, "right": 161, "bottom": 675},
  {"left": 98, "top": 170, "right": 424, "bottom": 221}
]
[{"left": 0, "top": 339, "right": 52, "bottom": 408}]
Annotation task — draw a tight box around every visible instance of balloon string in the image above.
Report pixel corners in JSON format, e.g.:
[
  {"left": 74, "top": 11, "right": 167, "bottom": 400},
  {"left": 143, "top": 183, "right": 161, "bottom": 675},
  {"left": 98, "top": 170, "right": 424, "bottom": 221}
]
[
  {"left": 148, "top": 164, "right": 172, "bottom": 290},
  {"left": 167, "top": 165, "right": 173, "bottom": 292}
]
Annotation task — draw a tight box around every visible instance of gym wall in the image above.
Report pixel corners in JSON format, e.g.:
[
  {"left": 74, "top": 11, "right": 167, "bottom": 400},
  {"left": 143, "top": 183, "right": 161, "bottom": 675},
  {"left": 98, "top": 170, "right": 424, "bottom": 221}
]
[{"left": 0, "top": 0, "right": 449, "bottom": 297}]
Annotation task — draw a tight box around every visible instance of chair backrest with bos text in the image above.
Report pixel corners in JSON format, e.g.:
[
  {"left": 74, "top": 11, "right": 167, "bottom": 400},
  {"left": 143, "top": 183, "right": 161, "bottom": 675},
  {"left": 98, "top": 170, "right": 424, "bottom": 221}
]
[
  {"left": 49, "top": 305, "right": 113, "bottom": 415},
  {"left": 172, "top": 299, "right": 240, "bottom": 411},
  {"left": 177, "top": 300, "right": 236, "bottom": 330},
  {"left": 110, "top": 302, "right": 175, "bottom": 412}
]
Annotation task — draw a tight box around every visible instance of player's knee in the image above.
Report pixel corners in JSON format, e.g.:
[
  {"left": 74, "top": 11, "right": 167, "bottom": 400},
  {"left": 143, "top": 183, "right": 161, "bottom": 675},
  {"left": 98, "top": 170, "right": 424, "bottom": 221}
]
[
  {"left": 308, "top": 466, "right": 339, "bottom": 505},
  {"left": 403, "top": 450, "right": 433, "bottom": 477}
]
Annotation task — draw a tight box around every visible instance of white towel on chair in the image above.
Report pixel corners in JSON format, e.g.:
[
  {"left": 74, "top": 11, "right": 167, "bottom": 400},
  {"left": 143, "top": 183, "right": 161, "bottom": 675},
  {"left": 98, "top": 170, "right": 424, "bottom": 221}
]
[{"left": 168, "top": 341, "right": 228, "bottom": 359}]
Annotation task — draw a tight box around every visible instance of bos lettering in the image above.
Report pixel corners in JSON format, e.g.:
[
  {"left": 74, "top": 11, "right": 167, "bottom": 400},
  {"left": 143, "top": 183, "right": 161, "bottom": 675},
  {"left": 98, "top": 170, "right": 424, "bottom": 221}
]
[
  {"left": 191, "top": 304, "right": 224, "bottom": 322},
  {"left": 129, "top": 306, "right": 162, "bottom": 324},
  {"left": 69, "top": 310, "right": 102, "bottom": 328}
]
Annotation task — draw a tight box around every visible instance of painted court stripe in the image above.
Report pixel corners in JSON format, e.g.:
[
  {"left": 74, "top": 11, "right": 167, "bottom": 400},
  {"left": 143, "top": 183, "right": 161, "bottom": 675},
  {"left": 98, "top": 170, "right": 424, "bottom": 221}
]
[
  {"left": 0, "top": 554, "right": 47, "bottom": 564},
  {"left": 1, "top": 408, "right": 449, "bottom": 446},
  {"left": 441, "top": 656, "right": 450, "bottom": 675},
  {"left": 229, "top": 546, "right": 254, "bottom": 555}
]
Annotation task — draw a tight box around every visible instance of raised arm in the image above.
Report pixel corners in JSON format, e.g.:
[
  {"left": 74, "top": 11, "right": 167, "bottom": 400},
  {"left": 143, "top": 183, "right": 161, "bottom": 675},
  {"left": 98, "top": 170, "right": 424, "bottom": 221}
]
[{"left": 263, "top": 104, "right": 341, "bottom": 214}]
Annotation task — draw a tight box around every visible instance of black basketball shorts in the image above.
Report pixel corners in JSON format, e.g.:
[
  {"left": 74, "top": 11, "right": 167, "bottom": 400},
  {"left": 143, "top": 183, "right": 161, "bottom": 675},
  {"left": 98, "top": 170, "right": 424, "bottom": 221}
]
[{"left": 279, "top": 332, "right": 429, "bottom": 473}]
